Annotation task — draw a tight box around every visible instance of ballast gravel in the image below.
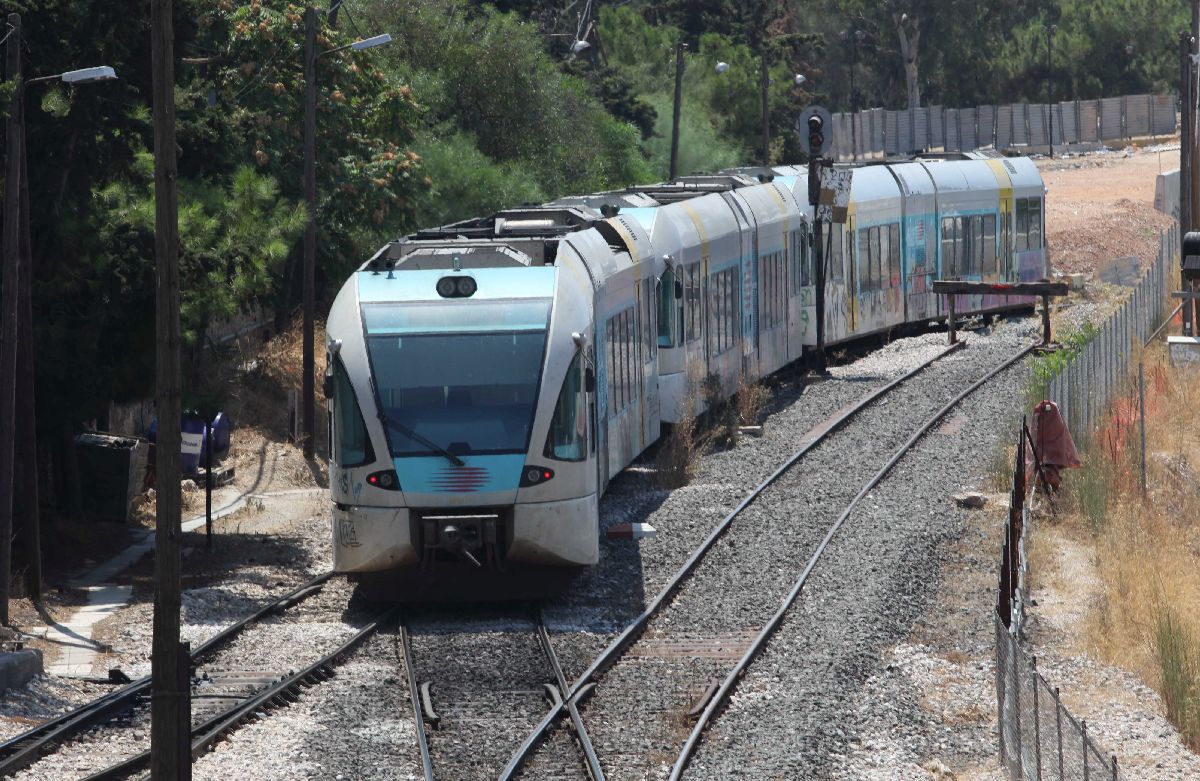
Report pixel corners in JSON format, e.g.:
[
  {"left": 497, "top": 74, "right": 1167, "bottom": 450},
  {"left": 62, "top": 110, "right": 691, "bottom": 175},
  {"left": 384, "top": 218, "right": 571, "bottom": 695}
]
[{"left": 17, "top": 315, "right": 1189, "bottom": 780}]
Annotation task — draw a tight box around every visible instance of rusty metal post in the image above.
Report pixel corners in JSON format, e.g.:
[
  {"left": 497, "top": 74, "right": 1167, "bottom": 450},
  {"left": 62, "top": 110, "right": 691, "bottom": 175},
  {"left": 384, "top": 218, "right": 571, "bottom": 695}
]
[
  {"left": 1055, "top": 687, "right": 1065, "bottom": 779},
  {"left": 205, "top": 424, "right": 212, "bottom": 550},
  {"left": 1032, "top": 655, "right": 1043, "bottom": 781},
  {"left": 1138, "top": 363, "right": 1147, "bottom": 496},
  {"left": 1083, "top": 719, "right": 1090, "bottom": 781},
  {"left": 1041, "top": 293, "right": 1052, "bottom": 344},
  {"left": 947, "top": 293, "right": 957, "bottom": 345}
]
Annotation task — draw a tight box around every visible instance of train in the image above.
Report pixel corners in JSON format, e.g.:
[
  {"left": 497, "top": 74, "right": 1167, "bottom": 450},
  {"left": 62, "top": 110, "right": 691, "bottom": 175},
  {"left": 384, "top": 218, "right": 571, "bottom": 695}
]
[{"left": 323, "top": 151, "right": 1047, "bottom": 598}]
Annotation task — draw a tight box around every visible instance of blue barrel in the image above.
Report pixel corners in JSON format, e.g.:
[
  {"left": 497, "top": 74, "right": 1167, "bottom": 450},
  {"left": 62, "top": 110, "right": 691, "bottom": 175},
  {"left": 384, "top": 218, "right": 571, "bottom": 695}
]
[
  {"left": 180, "top": 415, "right": 206, "bottom": 476},
  {"left": 207, "top": 412, "right": 231, "bottom": 461}
]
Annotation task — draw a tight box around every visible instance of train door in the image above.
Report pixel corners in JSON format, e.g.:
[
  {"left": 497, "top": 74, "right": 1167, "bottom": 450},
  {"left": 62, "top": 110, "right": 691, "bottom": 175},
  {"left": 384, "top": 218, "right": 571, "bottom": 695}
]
[
  {"left": 787, "top": 226, "right": 812, "bottom": 360},
  {"left": 1000, "top": 196, "right": 1014, "bottom": 280},
  {"left": 594, "top": 302, "right": 609, "bottom": 490},
  {"left": 722, "top": 193, "right": 758, "bottom": 378},
  {"left": 637, "top": 277, "right": 659, "bottom": 449},
  {"left": 843, "top": 219, "right": 859, "bottom": 336}
]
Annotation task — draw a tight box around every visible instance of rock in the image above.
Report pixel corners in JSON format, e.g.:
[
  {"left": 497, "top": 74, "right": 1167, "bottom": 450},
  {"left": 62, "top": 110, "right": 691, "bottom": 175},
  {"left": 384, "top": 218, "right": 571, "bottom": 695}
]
[
  {"left": 923, "top": 759, "right": 956, "bottom": 780},
  {"left": 953, "top": 492, "right": 987, "bottom": 509}
]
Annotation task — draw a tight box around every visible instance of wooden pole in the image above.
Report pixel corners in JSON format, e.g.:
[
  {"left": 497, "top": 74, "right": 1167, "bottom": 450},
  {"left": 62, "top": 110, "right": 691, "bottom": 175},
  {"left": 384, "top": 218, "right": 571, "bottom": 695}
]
[
  {"left": 150, "top": 0, "right": 189, "bottom": 774},
  {"left": 302, "top": 6, "right": 317, "bottom": 460},
  {"left": 1182, "top": 32, "right": 1195, "bottom": 336},
  {"left": 669, "top": 42, "right": 686, "bottom": 180},
  {"left": 16, "top": 83, "right": 39, "bottom": 602},
  {"left": 0, "top": 12, "right": 24, "bottom": 627}
]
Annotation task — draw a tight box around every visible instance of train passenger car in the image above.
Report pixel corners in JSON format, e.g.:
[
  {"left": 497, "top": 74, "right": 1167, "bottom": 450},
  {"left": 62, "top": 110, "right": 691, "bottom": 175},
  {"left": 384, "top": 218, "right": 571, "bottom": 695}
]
[{"left": 326, "top": 152, "right": 1046, "bottom": 598}]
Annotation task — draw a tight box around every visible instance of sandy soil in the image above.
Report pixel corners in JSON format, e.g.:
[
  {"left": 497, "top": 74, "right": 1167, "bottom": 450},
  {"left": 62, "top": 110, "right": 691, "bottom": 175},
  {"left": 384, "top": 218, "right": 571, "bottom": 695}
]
[{"left": 1039, "top": 144, "right": 1178, "bottom": 275}]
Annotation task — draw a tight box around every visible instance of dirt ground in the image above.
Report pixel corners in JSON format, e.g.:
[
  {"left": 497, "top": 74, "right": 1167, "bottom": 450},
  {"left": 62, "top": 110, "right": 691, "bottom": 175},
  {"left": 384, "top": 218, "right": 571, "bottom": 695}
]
[{"left": 1039, "top": 143, "right": 1178, "bottom": 275}]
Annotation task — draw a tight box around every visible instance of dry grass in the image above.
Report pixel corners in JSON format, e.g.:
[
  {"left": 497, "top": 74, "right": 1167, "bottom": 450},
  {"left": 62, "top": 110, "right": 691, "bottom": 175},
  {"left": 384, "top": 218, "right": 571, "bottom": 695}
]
[
  {"left": 656, "top": 370, "right": 700, "bottom": 489},
  {"left": 735, "top": 370, "right": 769, "bottom": 430},
  {"left": 1057, "top": 347, "right": 1200, "bottom": 748}
]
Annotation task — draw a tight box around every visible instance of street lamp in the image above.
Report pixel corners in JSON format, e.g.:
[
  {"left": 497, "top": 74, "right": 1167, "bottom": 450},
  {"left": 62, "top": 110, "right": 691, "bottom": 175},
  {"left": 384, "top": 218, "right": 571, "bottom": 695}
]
[
  {"left": 303, "top": 7, "right": 392, "bottom": 459},
  {"left": 3, "top": 11, "right": 118, "bottom": 615},
  {"left": 1045, "top": 24, "right": 1057, "bottom": 157}
]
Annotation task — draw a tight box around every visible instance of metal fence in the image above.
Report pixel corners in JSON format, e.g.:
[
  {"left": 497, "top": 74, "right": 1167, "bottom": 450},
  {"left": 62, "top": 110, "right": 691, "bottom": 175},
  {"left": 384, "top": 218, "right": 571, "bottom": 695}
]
[
  {"left": 1040, "top": 229, "right": 1177, "bottom": 451},
  {"left": 993, "top": 232, "right": 1182, "bottom": 779},
  {"left": 996, "top": 614, "right": 1119, "bottom": 780},
  {"left": 832, "top": 93, "right": 1177, "bottom": 160},
  {"left": 996, "top": 426, "right": 1119, "bottom": 780}
]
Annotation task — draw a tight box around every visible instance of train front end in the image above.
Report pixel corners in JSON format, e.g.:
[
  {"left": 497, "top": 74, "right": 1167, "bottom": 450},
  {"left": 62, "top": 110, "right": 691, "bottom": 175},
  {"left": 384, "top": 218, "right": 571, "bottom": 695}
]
[{"left": 325, "top": 254, "right": 599, "bottom": 598}]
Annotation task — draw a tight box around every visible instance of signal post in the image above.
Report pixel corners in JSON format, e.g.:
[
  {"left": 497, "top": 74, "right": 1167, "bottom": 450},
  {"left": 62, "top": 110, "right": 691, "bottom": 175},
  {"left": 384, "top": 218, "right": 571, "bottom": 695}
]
[{"left": 800, "top": 106, "right": 834, "bottom": 374}]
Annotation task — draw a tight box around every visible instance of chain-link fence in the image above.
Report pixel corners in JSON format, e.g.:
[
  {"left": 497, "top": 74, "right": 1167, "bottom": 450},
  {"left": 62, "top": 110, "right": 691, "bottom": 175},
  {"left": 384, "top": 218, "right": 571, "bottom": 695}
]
[
  {"left": 832, "top": 93, "right": 1177, "bottom": 160},
  {"left": 996, "top": 614, "right": 1119, "bottom": 780},
  {"left": 1039, "top": 229, "right": 1177, "bottom": 452},
  {"left": 993, "top": 232, "right": 1182, "bottom": 779}
]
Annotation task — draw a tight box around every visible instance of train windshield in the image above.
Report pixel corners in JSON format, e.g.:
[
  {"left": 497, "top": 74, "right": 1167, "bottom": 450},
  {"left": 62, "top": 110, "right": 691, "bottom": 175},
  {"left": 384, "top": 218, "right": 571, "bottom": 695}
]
[{"left": 362, "top": 300, "right": 550, "bottom": 457}]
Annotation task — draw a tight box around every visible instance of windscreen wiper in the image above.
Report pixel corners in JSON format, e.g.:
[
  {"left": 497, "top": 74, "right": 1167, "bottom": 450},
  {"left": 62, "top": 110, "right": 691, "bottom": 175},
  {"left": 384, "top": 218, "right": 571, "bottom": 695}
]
[{"left": 380, "top": 415, "right": 466, "bottom": 467}]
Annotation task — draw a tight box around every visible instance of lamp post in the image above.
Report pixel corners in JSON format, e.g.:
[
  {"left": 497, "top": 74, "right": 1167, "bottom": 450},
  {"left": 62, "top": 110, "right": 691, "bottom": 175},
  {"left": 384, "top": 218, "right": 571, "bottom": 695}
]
[
  {"left": 303, "top": 6, "right": 391, "bottom": 459},
  {"left": 841, "top": 28, "right": 866, "bottom": 160},
  {"left": 668, "top": 42, "right": 687, "bottom": 181},
  {"left": 1045, "top": 24, "right": 1057, "bottom": 157},
  {"left": 3, "top": 13, "right": 117, "bottom": 621}
]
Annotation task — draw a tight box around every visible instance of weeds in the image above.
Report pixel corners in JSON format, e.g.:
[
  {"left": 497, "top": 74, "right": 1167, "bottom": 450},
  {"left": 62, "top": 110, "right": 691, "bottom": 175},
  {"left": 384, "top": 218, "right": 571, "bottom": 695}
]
[
  {"left": 656, "top": 373, "right": 699, "bottom": 488},
  {"left": 735, "top": 371, "right": 768, "bottom": 430},
  {"left": 1156, "top": 607, "right": 1200, "bottom": 749}
]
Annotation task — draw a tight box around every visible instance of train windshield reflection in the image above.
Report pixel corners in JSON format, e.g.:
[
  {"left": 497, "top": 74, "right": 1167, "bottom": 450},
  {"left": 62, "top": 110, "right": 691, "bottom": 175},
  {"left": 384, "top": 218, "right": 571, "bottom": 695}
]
[{"left": 363, "top": 300, "right": 550, "bottom": 457}]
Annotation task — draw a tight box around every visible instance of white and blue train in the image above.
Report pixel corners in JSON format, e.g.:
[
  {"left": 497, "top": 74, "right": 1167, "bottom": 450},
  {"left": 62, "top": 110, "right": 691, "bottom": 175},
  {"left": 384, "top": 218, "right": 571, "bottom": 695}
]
[{"left": 324, "top": 152, "right": 1046, "bottom": 597}]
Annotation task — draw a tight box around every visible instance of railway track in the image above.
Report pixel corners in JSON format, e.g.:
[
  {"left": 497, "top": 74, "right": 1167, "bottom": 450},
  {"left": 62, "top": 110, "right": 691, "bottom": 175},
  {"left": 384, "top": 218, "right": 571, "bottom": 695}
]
[
  {"left": 397, "top": 604, "right": 602, "bottom": 780},
  {"left": 500, "top": 338, "right": 1034, "bottom": 779},
  {"left": 0, "top": 573, "right": 395, "bottom": 779}
]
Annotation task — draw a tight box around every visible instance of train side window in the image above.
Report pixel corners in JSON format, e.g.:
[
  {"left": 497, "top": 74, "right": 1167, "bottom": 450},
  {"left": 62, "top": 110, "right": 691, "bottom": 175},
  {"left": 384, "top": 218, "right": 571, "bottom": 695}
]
[
  {"left": 857, "top": 229, "right": 870, "bottom": 293},
  {"left": 332, "top": 359, "right": 374, "bottom": 467},
  {"left": 983, "top": 214, "right": 997, "bottom": 273},
  {"left": 1015, "top": 200, "right": 1029, "bottom": 252},
  {"left": 940, "top": 217, "right": 955, "bottom": 277},
  {"left": 545, "top": 351, "right": 586, "bottom": 461},
  {"left": 1027, "top": 198, "right": 1042, "bottom": 249},
  {"left": 622, "top": 308, "right": 632, "bottom": 405},
  {"left": 888, "top": 223, "right": 901, "bottom": 287},
  {"left": 800, "top": 230, "right": 812, "bottom": 287},
  {"left": 876, "top": 226, "right": 888, "bottom": 290},
  {"left": 657, "top": 270, "right": 674, "bottom": 348},
  {"left": 605, "top": 319, "right": 614, "bottom": 412},
  {"left": 688, "top": 263, "right": 701, "bottom": 342},
  {"left": 871, "top": 226, "right": 883, "bottom": 291},
  {"left": 829, "top": 227, "right": 843, "bottom": 283}
]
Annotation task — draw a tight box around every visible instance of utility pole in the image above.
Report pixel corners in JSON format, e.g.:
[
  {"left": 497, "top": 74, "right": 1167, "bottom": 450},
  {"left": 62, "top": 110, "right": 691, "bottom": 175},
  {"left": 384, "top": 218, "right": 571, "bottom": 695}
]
[
  {"left": 0, "top": 12, "right": 24, "bottom": 627},
  {"left": 1181, "top": 31, "right": 1195, "bottom": 336},
  {"left": 760, "top": 46, "right": 771, "bottom": 166},
  {"left": 150, "top": 0, "right": 189, "bottom": 775},
  {"left": 303, "top": 6, "right": 317, "bottom": 460},
  {"left": 1046, "top": 25, "right": 1056, "bottom": 157},
  {"left": 669, "top": 41, "right": 686, "bottom": 180},
  {"left": 16, "top": 90, "right": 40, "bottom": 603}
]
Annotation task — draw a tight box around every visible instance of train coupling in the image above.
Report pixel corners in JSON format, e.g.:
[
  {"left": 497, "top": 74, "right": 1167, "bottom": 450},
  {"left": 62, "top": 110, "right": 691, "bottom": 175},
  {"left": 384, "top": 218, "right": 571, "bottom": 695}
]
[{"left": 418, "top": 512, "right": 502, "bottom": 568}]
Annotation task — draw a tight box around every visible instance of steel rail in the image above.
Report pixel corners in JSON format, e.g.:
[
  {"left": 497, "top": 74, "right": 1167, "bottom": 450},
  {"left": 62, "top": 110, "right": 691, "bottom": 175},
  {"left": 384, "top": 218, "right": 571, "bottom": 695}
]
[
  {"left": 534, "top": 605, "right": 604, "bottom": 781},
  {"left": 84, "top": 606, "right": 397, "bottom": 781},
  {"left": 498, "top": 341, "right": 965, "bottom": 779},
  {"left": 0, "top": 572, "right": 332, "bottom": 777},
  {"left": 398, "top": 613, "right": 436, "bottom": 781},
  {"left": 669, "top": 342, "right": 1036, "bottom": 780}
]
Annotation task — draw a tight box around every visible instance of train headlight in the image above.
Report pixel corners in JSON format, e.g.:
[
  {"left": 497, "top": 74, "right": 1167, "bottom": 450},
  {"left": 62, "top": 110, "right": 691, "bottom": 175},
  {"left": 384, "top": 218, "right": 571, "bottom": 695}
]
[
  {"left": 436, "top": 276, "right": 477, "bottom": 298},
  {"left": 519, "top": 465, "right": 555, "bottom": 487},
  {"left": 366, "top": 469, "right": 401, "bottom": 491}
]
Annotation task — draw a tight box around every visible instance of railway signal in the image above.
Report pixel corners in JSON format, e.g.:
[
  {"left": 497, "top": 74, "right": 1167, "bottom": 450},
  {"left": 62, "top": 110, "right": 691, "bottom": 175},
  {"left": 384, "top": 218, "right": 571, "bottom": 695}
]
[{"left": 797, "top": 105, "right": 833, "bottom": 159}]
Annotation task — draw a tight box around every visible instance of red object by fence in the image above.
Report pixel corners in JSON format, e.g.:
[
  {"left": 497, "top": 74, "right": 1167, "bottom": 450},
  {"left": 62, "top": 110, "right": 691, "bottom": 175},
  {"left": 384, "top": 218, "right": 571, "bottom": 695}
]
[{"left": 1027, "top": 401, "right": 1081, "bottom": 491}]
